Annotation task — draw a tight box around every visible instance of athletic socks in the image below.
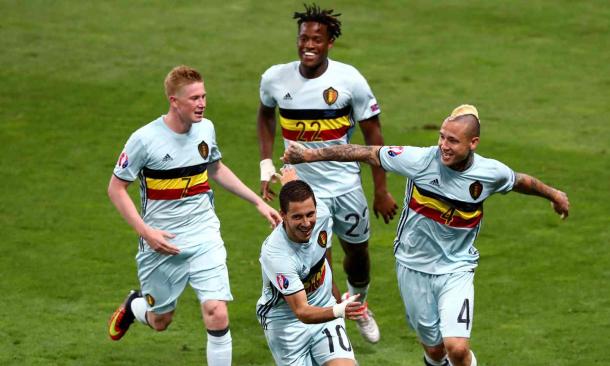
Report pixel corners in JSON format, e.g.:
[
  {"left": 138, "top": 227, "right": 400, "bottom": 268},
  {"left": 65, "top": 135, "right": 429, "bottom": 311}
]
[
  {"left": 347, "top": 281, "right": 370, "bottom": 303},
  {"left": 469, "top": 351, "right": 477, "bottom": 366},
  {"left": 207, "top": 328, "right": 232, "bottom": 366},
  {"left": 130, "top": 296, "right": 149, "bottom": 325},
  {"left": 423, "top": 353, "right": 449, "bottom": 366}
]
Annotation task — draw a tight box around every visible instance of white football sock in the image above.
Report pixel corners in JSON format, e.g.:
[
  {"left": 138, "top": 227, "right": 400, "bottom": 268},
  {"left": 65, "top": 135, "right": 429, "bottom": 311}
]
[
  {"left": 131, "top": 297, "right": 149, "bottom": 325},
  {"left": 207, "top": 328, "right": 232, "bottom": 366},
  {"left": 469, "top": 351, "right": 477, "bottom": 366},
  {"left": 347, "top": 281, "right": 370, "bottom": 303}
]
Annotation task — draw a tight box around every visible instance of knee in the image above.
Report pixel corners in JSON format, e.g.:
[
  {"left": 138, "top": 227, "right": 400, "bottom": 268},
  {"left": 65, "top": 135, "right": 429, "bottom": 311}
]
[
  {"left": 446, "top": 342, "right": 470, "bottom": 363},
  {"left": 149, "top": 316, "right": 172, "bottom": 332},
  {"left": 203, "top": 301, "right": 229, "bottom": 328}
]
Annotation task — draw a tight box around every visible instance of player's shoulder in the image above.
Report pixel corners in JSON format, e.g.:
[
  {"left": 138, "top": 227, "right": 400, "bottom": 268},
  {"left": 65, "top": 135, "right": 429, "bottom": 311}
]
[
  {"left": 262, "top": 61, "right": 299, "bottom": 80},
  {"left": 130, "top": 116, "right": 164, "bottom": 141},
  {"left": 329, "top": 59, "right": 364, "bottom": 78},
  {"left": 472, "top": 153, "right": 513, "bottom": 179}
]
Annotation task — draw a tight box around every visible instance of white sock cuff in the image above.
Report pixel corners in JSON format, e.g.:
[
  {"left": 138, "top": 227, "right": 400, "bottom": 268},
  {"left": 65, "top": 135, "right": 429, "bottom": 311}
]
[
  {"left": 470, "top": 350, "right": 477, "bottom": 366},
  {"left": 207, "top": 328, "right": 232, "bottom": 345},
  {"left": 131, "top": 297, "right": 149, "bottom": 325}
]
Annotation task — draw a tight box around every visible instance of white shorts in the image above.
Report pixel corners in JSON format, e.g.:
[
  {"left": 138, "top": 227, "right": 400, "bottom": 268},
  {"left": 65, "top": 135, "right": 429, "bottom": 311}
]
[
  {"left": 396, "top": 262, "right": 474, "bottom": 346},
  {"left": 319, "top": 187, "right": 370, "bottom": 245},
  {"left": 136, "top": 242, "right": 233, "bottom": 314},
  {"left": 264, "top": 318, "right": 355, "bottom": 365}
]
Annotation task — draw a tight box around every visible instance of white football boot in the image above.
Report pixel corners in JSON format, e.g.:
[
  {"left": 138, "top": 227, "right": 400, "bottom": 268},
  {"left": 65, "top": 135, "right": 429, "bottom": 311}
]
[{"left": 343, "top": 292, "right": 380, "bottom": 343}]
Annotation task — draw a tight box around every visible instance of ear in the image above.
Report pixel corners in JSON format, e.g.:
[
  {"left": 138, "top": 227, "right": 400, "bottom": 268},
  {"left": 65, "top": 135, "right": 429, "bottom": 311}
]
[
  {"left": 328, "top": 40, "right": 334, "bottom": 50},
  {"left": 470, "top": 136, "right": 480, "bottom": 150}
]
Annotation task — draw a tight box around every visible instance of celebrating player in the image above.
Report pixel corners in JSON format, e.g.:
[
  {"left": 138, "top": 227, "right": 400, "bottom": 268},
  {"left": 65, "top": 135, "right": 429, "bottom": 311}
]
[
  {"left": 257, "top": 168, "right": 363, "bottom": 365},
  {"left": 107, "top": 65, "right": 281, "bottom": 366},
  {"left": 256, "top": 3, "right": 397, "bottom": 343},
  {"left": 282, "top": 104, "right": 570, "bottom": 366}
]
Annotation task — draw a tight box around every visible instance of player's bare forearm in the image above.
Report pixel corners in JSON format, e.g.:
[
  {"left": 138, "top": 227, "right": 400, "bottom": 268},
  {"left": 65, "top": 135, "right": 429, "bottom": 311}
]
[
  {"left": 257, "top": 104, "right": 276, "bottom": 159},
  {"left": 513, "top": 172, "right": 570, "bottom": 218},
  {"left": 285, "top": 143, "right": 382, "bottom": 166},
  {"left": 360, "top": 116, "right": 389, "bottom": 192}
]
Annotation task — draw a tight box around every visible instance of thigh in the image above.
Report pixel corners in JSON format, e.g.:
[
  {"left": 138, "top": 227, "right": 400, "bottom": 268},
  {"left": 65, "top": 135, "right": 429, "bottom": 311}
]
[
  {"left": 331, "top": 188, "right": 370, "bottom": 244},
  {"left": 310, "top": 318, "right": 355, "bottom": 366},
  {"left": 438, "top": 271, "right": 474, "bottom": 339},
  {"left": 137, "top": 250, "right": 189, "bottom": 314},
  {"left": 189, "top": 243, "right": 233, "bottom": 303},
  {"left": 396, "top": 263, "right": 443, "bottom": 347},
  {"left": 264, "top": 323, "right": 313, "bottom": 366}
]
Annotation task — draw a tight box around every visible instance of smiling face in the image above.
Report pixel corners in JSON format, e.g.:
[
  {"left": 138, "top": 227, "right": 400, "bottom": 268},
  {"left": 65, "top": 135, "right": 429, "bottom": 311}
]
[
  {"left": 297, "top": 21, "right": 333, "bottom": 78},
  {"left": 170, "top": 81, "right": 206, "bottom": 124},
  {"left": 438, "top": 117, "right": 480, "bottom": 170},
  {"left": 281, "top": 197, "right": 317, "bottom": 243}
]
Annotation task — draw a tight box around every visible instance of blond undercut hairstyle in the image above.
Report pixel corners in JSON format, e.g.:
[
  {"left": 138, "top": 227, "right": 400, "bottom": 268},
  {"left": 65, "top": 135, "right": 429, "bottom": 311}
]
[{"left": 164, "top": 65, "right": 203, "bottom": 99}]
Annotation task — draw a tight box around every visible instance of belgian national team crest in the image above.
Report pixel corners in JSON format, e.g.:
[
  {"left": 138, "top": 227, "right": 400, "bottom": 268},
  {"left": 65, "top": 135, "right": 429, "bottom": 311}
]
[
  {"left": 317, "top": 230, "right": 328, "bottom": 248},
  {"left": 145, "top": 294, "right": 155, "bottom": 307},
  {"left": 323, "top": 87, "right": 338, "bottom": 106},
  {"left": 198, "top": 140, "right": 209, "bottom": 159},
  {"left": 469, "top": 180, "right": 483, "bottom": 200}
]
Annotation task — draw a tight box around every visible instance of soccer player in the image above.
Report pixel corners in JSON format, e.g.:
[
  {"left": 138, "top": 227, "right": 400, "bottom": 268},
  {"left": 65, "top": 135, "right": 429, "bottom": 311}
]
[
  {"left": 282, "top": 104, "right": 570, "bottom": 366},
  {"left": 107, "top": 65, "right": 281, "bottom": 366},
  {"left": 257, "top": 3, "right": 398, "bottom": 343},
  {"left": 257, "top": 169, "right": 363, "bottom": 366}
]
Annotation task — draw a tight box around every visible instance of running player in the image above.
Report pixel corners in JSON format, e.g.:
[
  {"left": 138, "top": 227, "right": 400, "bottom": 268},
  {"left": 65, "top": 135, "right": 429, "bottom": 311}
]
[
  {"left": 107, "top": 65, "right": 281, "bottom": 366},
  {"left": 257, "top": 170, "right": 363, "bottom": 365},
  {"left": 282, "top": 104, "right": 570, "bottom": 366},
  {"left": 257, "top": 3, "right": 398, "bottom": 343}
]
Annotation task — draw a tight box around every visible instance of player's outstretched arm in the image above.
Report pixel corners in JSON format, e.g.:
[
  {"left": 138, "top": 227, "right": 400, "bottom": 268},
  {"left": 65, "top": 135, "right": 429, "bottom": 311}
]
[
  {"left": 513, "top": 172, "right": 570, "bottom": 219},
  {"left": 360, "top": 117, "right": 398, "bottom": 224},
  {"left": 208, "top": 161, "right": 281, "bottom": 227},
  {"left": 107, "top": 175, "right": 180, "bottom": 255},
  {"left": 284, "top": 291, "right": 363, "bottom": 324},
  {"left": 257, "top": 103, "right": 279, "bottom": 201},
  {"left": 282, "top": 142, "right": 383, "bottom": 167}
]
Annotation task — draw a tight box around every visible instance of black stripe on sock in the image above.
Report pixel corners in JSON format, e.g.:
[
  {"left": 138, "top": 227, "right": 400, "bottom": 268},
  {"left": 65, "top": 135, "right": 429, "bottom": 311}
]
[{"left": 207, "top": 327, "right": 229, "bottom": 337}]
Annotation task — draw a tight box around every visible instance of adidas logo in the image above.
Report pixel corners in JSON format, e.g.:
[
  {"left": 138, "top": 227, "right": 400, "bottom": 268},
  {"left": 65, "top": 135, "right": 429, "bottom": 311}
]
[
  {"left": 283, "top": 93, "right": 292, "bottom": 100},
  {"left": 162, "top": 153, "right": 173, "bottom": 162},
  {"left": 430, "top": 178, "right": 440, "bottom": 186}
]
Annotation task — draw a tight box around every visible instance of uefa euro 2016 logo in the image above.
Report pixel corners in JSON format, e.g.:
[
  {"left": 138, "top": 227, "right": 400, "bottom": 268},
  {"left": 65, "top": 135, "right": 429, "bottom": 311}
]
[{"left": 388, "top": 146, "right": 404, "bottom": 157}]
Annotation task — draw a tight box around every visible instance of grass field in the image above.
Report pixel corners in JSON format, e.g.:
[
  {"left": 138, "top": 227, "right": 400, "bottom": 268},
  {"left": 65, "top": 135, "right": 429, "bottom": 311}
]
[{"left": 1, "top": 0, "right": 609, "bottom": 365}]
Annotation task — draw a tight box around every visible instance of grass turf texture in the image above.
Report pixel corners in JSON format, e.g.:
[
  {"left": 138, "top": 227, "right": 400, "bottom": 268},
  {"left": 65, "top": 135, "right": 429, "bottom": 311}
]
[{"left": 1, "top": 0, "right": 609, "bottom": 365}]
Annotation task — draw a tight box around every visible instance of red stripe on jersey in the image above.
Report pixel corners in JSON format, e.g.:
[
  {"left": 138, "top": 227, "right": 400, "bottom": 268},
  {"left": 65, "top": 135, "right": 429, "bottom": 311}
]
[
  {"left": 408, "top": 197, "right": 482, "bottom": 228},
  {"left": 281, "top": 126, "right": 349, "bottom": 141},
  {"left": 147, "top": 181, "right": 210, "bottom": 200}
]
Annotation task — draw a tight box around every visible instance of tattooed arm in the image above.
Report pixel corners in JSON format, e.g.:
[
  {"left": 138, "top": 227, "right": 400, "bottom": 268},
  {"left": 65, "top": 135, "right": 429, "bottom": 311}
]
[
  {"left": 513, "top": 173, "right": 570, "bottom": 219},
  {"left": 282, "top": 142, "right": 383, "bottom": 167}
]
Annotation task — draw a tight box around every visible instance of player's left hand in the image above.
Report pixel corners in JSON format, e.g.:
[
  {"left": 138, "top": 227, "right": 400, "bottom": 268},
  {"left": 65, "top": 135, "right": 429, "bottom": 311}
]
[
  {"left": 373, "top": 190, "right": 398, "bottom": 224},
  {"left": 551, "top": 189, "right": 570, "bottom": 219},
  {"left": 281, "top": 141, "right": 307, "bottom": 164},
  {"left": 277, "top": 165, "right": 299, "bottom": 185},
  {"left": 256, "top": 201, "right": 282, "bottom": 228}
]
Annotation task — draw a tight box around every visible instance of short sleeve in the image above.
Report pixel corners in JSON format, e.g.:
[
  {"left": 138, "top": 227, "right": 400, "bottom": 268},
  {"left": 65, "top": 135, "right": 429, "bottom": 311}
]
[
  {"left": 351, "top": 71, "right": 380, "bottom": 122},
  {"left": 113, "top": 133, "right": 147, "bottom": 182},
  {"left": 493, "top": 161, "right": 516, "bottom": 194},
  {"left": 259, "top": 68, "right": 277, "bottom": 108},
  {"left": 207, "top": 123, "right": 222, "bottom": 163},
  {"left": 260, "top": 253, "right": 304, "bottom": 296},
  {"left": 379, "top": 146, "right": 436, "bottom": 180}
]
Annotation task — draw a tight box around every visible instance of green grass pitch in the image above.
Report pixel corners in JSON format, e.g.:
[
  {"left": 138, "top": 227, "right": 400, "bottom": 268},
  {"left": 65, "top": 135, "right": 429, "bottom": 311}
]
[{"left": 1, "top": 1, "right": 609, "bottom": 365}]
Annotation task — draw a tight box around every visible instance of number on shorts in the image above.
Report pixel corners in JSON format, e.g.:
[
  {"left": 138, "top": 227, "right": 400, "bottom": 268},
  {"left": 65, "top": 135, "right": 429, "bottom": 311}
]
[
  {"left": 457, "top": 298, "right": 470, "bottom": 330},
  {"left": 345, "top": 208, "right": 369, "bottom": 237},
  {"left": 322, "top": 324, "right": 352, "bottom": 353}
]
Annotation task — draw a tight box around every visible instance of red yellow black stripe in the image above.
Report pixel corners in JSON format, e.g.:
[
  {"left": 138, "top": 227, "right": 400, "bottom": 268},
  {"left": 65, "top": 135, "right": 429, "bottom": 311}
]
[
  {"left": 143, "top": 163, "right": 210, "bottom": 200},
  {"left": 409, "top": 185, "right": 482, "bottom": 228},
  {"left": 279, "top": 107, "right": 352, "bottom": 142}
]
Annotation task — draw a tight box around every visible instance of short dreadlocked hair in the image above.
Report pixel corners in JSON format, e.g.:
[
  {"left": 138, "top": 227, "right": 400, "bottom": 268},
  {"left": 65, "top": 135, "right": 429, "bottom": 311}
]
[{"left": 294, "top": 3, "right": 342, "bottom": 41}]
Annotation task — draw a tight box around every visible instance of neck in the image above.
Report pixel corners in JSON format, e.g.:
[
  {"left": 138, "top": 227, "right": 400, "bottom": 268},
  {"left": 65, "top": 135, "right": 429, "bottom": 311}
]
[
  {"left": 449, "top": 151, "right": 474, "bottom": 172},
  {"left": 164, "top": 111, "right": 192, "bottom": 134},
  {"left": 299, "top": 59, "right": 329, "bottom": 79}
]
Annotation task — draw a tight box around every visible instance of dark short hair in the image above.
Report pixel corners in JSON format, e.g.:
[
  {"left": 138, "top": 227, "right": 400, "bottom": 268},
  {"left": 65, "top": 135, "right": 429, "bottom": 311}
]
[
  {"left": 294, "top": 3, "right": 342, "bottom": 41},
  {"left": 450, "top": 114, "right": 480, "bottom": 137},
  {"left": 279, "top": 180, "right": 316, "bottom": 213}
]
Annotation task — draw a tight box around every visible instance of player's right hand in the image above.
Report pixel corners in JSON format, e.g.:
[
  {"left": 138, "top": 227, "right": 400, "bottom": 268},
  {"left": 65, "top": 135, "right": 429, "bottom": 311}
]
[
  {"left": 552, "top": 189, "right": 570, "bottom": 219},
  {"left": 260, "top": 159, "right": 278, "bottom": 201},
  {"left": 142, "top": 227, "right": 180, "bottom": 255},
  {"left": 281, "top": 141, "right": 307, "bottom": 164}
]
